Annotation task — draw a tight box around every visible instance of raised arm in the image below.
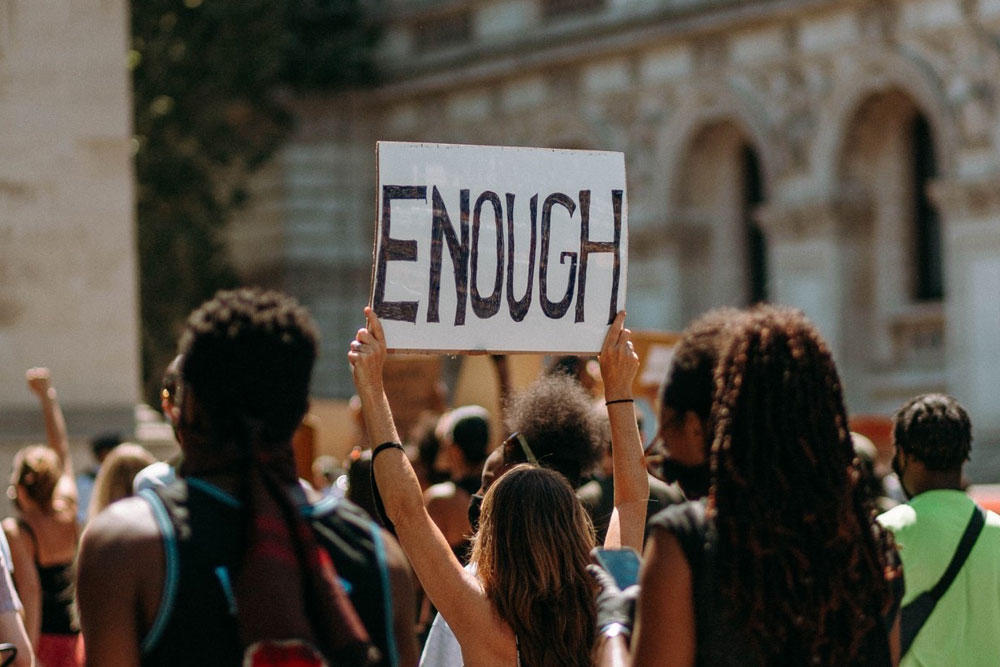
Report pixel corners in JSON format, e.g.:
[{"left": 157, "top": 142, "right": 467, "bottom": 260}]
[
  {"left": 25, "top": 369, "right": 72, "bottom": 478},
  {"left": 348, "top": 308, "right": 514, "bottom": 663},
  {"left": 599, "top": 312, "right": 648, "bottom": 551}
]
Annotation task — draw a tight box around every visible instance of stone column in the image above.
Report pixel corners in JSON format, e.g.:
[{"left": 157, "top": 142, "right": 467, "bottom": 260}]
[
  {"left": 626, "top": 214, "right": 709, "bottom": 333},
  {"left": 930, "top": 176, "right": 1000, "bottom": 442},
  {"left": 756, "top": 191, "right": 873, "bottom": 410}
]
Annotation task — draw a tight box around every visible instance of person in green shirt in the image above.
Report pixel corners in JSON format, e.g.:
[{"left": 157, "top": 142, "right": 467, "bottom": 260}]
[{"left": 878, "top": 393, "right": 1000, "bottom": 666}]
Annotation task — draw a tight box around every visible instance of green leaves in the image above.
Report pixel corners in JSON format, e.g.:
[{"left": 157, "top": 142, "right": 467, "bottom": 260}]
[{"left": 134, "top": 0, "right": 374, "bottom": 402}]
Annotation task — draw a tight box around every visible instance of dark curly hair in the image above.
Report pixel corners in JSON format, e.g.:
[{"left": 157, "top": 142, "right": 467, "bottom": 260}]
[
  {"left": 660, "top": 307, "right": 741, "bottom": 424},
  {"left": 503, "top": 373, "right": 602, "bottom": 488},
  {"left": 893, "top": 393, "right": 971, "bottom": 471},
  {"left": 179, "top": 288, "right": 318, "bottom": 444},
  {"left": 709, "top": 305, "right": 898, "bottom": 665}
]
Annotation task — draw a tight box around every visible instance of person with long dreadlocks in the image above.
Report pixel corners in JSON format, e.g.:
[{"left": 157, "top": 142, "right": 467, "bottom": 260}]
[
  {"left": 77, "top": 289, "right": 419, "bottom": 667},
  {"left": 594, "top": 305, "right": 901, "bottom": 667}
]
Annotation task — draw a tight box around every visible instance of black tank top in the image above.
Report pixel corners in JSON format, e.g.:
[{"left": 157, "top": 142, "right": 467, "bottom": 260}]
[
  {"left": 139, "top": 479, "right": 399, "bottom": 667},
  {"left": 18, "top": 520, "right": 77, "bottom": 635},
  {"left": 649, "top": 502, "right": 895, "bottom": 666}
]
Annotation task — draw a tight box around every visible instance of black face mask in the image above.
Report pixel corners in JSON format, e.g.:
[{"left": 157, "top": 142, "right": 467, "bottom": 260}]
[
  {"left": 468, "top": 493, "right": 484, "bottom": 533},
  {"left": 892, "top": 452, "right": 913, "bottom": 500},
  {"left": 659, "top": 458, "right": 710, "bottom": 500}
]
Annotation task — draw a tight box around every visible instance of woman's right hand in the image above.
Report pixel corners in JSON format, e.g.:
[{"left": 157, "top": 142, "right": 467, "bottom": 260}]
[
  {"left": 348, "top": 306, "right": 387, "bottom": 396},
  {"left": 599, "top": 311, "right": 639, "bottom": 402}
]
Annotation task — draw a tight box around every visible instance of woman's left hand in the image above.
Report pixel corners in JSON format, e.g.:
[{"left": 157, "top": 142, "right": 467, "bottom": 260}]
[
  {"left": 599, "top": 311, "right": 639, "bottom": 402},
  {"left": 348, "top": 307, "right": 388, "bottom": 395}
]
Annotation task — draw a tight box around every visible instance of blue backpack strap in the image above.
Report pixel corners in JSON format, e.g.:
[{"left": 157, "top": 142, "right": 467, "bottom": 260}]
[{"left": 138, "top": 487, "right": 181, "bottom": 655}]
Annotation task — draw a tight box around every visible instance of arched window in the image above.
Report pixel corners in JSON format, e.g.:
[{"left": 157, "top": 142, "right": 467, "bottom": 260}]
[{"left": 912, "top": 114, "right": 942, "bottom": 301}]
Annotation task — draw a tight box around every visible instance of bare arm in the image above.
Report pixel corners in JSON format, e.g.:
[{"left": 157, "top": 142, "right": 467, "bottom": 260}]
[
  {"left": 888, "top": 608, "right": 900, "bottom": 667},
  {"left": 594, "top": 634, "right": 630, "bottom": 667},
  {"left": 599, "top": 312, "right": 648, "bottom": 551},
  {"left": 77, "top": 499, "right": 161, "bottom": 667},
  {"left": 0, "top": 547, "right": 33, "bottom": 667},
  {"left": 25, "top": 369, "right": 72, "bottom": 479},
  {"left": 348, "top": 308, "right": 514, "bottom": 663},
  {"left": 3, "top": 520, "right": 40, "bottom": 650},
  {"left": 629, "top": 529, "right": 695, "bottom": 667}
]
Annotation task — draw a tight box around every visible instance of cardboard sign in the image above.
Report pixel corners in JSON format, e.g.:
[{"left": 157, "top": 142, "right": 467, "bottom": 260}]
[
  {"left": 631, "top": 331, "right": 681, "bottom": 400},
  {"left": 372, "top": 141, "right": 628, "bottom": 354}
]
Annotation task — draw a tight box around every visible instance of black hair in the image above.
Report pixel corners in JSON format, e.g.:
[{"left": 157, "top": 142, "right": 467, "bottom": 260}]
[
  {"left": 503, "top": 373, "right": 601, "bottom": 488},
  {"left": 893, "top": 393, "right": 972, "bottom": 471},
  {"left": 179, "top": 288, "right": 318, "bottom": 444},
  {"left": 660, "top": 307, "right": 740, "bottom": 424},
  {"left": 447, "top": 407, "right": 491, "bottom": 465},
  {"left": 91, "top": 432, "right": 122, "bottom": 457}
]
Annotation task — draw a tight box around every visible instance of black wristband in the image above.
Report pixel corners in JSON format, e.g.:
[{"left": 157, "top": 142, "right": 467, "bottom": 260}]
[
  {"left": 605, "top": 398, "right": 634, "bottom": 407},
  {"left": 372, "top": 441, "right": 404, "bottom": 460}
]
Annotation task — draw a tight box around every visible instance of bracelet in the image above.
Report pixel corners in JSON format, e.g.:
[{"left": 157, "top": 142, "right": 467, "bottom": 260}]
[
  {"left": 600, "top": 622, "right": 632, "bottom": 641},
  {"left": 372, "top": 441, "right": 404, "bottom": 461},
  {"left": 604, "top": 398, "right": 634, "bottom": 407}
]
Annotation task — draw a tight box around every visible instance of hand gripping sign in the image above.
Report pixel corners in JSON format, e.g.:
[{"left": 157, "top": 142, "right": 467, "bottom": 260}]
[{"left": 371, "top": 142, "right": 628, "bottom": 354}]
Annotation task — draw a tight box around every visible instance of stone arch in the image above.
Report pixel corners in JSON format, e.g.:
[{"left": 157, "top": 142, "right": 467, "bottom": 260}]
[
  {"left": 655, "top": 83, "right": 779, "bottom": 213},
  {"left": 833, "top": 82, "right": 947, "bottom": 400},
  {"left": 813, "top": 47, "right": 957, "bottom": 191},
  {"left": 627, "top": 85, "right": 776, "bottom": 329}
]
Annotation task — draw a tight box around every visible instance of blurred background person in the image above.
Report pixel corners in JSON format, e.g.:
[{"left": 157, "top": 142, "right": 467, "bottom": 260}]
[
  {"left": 86, "top": 443, "right": 156, "bottom": 523},
  {"left": 74, "top": 433, "right": 120, "bottom": 526},
  {"left": 4, "top": 369, "right": 81, "bottom": 667}
]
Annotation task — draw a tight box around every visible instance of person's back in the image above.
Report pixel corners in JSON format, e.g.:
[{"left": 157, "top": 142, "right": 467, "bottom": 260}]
[
  {"left": 877, "top": 393, "right": 1000, "bottom": 666},
  {"left": 138, "top": 479, "right": 403, "bottom": 667},
  {"left": 77, "top": 289, "right": 418, "bottom": 667}
]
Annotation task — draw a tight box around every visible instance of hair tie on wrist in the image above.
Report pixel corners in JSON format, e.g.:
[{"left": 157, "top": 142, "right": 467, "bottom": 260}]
[
  {"left": 605, "top": 398, "right": 634, "bottom": 407},
  {"left": 372, "top": 442, "right": 404, "bottom": 461}
]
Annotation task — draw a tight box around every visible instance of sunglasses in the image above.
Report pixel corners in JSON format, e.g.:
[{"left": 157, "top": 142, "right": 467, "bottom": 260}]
[{"left": 502, "top": 431, "right": 538, "bottom": 466}]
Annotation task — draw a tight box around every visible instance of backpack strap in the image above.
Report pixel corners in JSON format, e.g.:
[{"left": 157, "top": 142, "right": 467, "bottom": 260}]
[{"left": 900, "top": 504, "right": 986, "bottom": 656}]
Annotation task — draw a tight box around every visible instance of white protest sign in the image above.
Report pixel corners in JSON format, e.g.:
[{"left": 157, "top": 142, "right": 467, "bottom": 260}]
[{"left": 371, "top": 141, "right": 628, "bottom": 354}]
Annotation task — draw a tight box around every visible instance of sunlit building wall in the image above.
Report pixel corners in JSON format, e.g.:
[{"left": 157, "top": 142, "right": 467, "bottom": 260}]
[{"left": 232, "top": 0, "right": 1000, "bottom": 476}]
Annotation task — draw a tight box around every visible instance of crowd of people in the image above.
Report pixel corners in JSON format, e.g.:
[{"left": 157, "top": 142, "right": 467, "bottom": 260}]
[{"left": 4, "top": 286, "right": 998, "bottom": 666}]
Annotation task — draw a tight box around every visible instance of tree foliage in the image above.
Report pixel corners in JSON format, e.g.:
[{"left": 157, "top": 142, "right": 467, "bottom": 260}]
[{"left": 132, "top": 0, "right": 375, "bottom": 402}]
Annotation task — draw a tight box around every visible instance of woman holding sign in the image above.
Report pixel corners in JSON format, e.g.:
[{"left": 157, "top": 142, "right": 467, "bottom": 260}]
[{"left": 349, "top": 308, "right": 647, "bottom": 667}]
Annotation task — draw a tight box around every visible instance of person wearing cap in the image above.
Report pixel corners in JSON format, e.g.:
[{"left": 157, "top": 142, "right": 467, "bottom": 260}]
[{"left": 423, "top": 406, "right": 491, "bottom": 564}]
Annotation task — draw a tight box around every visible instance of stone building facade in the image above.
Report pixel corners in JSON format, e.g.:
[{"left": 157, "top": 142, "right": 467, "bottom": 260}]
[
  {"left": 0, "top": 0, "right": 139, "bottom": 439},
  {"left": 231, "top": 0, "right": 1000, "bottom": 474}
]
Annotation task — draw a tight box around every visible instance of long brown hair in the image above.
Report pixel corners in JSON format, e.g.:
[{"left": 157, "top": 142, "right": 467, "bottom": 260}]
[
  {"left": 471, "top": 464, "right": 596, "bottom": 666},
  {"left": 709, "top": 305, "right": 898, "bottom": 665}
]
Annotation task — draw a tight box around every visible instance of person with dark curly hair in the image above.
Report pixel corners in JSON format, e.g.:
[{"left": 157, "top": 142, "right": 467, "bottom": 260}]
[
  {"left": 877, "top": 394, "right": 1000, "bottom": 666},
  {"left": 653, "top": 306, "right": 740, "bottom": 500},
  {"left": 595, "top": 305, "right": 901, "bottom": 666},
  {"left": 77, "top": 288, "right": 418, "bottom": 667}
]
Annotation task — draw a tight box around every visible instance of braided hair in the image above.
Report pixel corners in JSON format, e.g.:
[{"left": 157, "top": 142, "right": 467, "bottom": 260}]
[{"left": 709, "top": 305, "right": 898, "bottom": 665}]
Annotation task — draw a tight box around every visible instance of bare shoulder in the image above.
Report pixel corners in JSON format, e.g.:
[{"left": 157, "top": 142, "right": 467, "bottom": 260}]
[
  {"left": 423, "top": 481, "right": 457, "bottom": 505},
  {"left": 80, "top": 496, "right": 161, "bottom": 569},
  {"left": 78, "top": 497, "right": 163, "bottom": 667}
]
